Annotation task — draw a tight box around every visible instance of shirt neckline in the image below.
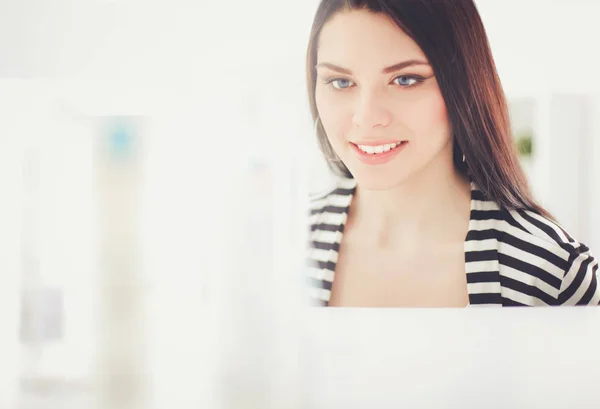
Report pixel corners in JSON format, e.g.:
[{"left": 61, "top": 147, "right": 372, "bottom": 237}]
[{"left": 321, "top": 176, "right": 491, "bottom": 308}]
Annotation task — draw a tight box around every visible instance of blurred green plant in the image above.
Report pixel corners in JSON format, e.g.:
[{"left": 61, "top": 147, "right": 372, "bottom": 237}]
[{"left": 515, "top": 130, "right": 533, "bottom": 158}]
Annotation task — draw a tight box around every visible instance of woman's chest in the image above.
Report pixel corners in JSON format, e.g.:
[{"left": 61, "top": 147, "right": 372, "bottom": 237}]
[{"left": 327, "top": 243, "right": 470, "bottom": 308}]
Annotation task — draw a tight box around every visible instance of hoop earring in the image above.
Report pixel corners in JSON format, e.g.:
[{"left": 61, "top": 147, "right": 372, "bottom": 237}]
[
  {"left": 314, "top": 116, "right": 343, "bottom": 163},
  {"left": 455, "top": 140, "right": 466, "bottom": 165},
  {"left": 314, "top": 115, "right": 321, "bottom": 136}
]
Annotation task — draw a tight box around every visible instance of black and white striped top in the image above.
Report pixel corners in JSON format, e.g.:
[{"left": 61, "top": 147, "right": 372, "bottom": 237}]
[{"left": 307, "top": 177, "right": 600, "bottom": 307}]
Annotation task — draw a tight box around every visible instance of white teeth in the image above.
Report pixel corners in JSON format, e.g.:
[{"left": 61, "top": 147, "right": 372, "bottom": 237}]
[
  {"left": 357, "top": 142, "right": 403, "bottom": 154},
  {"left": 361, "top": 145, "right": 376, "bottom": 154}
]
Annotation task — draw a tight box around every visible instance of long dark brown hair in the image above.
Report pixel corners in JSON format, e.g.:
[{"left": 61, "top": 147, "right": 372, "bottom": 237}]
[{"left": 306, "top": 0, "right": 552, "bottom": 218}]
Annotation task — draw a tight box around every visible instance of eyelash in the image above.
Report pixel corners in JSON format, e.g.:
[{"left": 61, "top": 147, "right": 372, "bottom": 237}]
[{"left": 323, "top": 75, "right": 425, "bottom": 91}]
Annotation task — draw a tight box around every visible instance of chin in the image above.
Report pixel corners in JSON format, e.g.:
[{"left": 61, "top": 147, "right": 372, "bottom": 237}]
[{"left": 347, "top": 166, "right": 413, "bottom": 191}]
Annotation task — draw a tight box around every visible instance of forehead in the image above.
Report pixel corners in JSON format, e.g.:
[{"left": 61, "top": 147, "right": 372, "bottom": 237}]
[{"left": 317, "top": 9, "right": 427, "bottom": 67}]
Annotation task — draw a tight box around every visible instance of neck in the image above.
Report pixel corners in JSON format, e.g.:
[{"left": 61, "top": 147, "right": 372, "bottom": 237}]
[{"left": 348, "top": 156, "right": 472, "bottom": 248}]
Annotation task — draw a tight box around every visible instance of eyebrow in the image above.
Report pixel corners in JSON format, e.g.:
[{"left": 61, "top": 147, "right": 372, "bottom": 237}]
[{"left": 315, "top": 59, "right": 430, "bottom": 75}]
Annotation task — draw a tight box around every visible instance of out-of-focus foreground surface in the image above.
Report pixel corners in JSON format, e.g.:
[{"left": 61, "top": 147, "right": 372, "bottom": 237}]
[{"left": 0, "top": 0, "right": 599, "bottom": 408}]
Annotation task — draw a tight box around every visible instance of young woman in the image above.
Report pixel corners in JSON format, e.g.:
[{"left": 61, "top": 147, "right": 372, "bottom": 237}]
[{"left": 305, "top": 0, "right": 599, "bottom": 307}]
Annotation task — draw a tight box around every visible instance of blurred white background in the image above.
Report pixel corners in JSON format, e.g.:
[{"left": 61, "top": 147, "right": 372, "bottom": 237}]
[{"left": 0, "top": 0, "right": 599, "bottom": 408}]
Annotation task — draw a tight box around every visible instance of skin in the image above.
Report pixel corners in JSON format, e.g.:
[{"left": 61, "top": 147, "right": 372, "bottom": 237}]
[{"left": 314, "top": 9, "right": 472, "bottom": 307}]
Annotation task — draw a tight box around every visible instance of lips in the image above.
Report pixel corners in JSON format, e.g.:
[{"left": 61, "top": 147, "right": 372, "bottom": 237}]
[
  {"left": 354, "top": 141, "right": 407, "bottom": 154},
  {"left": 350, "top": 140, "right": 409, "bottom": 165}
]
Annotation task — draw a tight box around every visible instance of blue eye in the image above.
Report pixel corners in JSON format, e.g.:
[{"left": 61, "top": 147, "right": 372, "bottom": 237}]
[
  {"left": 328, "top": 78, "right": 355, "bottom": 90},
  {"left": 393, "top": 75, "right": 422, "bottom": 87}
]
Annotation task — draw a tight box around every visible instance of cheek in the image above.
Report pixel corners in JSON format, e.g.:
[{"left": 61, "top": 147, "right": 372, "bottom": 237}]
[
  {"left": 431, "top": 94, "right": 450, "bottom": 130},
  {"left": 400, "top": 92, "right": 450, "bottom": 137},
  {"left": 315, "top": 90, "right": 352, "bottom": 144}
]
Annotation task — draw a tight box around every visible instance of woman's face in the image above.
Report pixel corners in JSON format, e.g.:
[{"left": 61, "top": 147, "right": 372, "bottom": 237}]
[{"left": 315, "top": 10, "right": 453, "bottom": 190}]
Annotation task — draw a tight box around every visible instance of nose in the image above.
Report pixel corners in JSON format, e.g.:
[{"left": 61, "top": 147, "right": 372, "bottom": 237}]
[{"left": 351, "top": 89, "right": 392, "bottom": 129}]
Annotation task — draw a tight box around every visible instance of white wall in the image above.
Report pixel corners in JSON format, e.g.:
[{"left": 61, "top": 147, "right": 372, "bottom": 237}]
[{"left": 0, "top": 87, "right": 24, "bottom": 409}]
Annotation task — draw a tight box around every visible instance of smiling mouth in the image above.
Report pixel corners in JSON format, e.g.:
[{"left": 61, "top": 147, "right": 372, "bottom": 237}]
[{"left": 352, "top": 141, "right": 408, "bottom": 155}]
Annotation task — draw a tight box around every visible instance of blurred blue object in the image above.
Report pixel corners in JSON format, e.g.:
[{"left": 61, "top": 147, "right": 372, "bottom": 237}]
[{"left": 107, "top": 118, "right": 134, "bottom": 160}]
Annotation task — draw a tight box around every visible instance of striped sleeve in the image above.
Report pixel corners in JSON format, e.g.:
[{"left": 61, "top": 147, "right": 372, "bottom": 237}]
[{"left": 558, "top": 245, "right": 600, "bottom": 305}]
